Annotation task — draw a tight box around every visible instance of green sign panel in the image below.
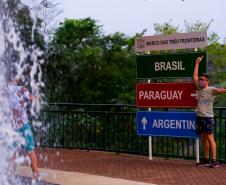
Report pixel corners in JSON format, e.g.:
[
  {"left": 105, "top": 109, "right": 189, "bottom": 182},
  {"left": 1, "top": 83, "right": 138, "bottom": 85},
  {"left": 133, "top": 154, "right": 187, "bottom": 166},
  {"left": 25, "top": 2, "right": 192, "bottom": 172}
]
[{"left": 136, "top": 52, "right": 207, "bottom": 79}]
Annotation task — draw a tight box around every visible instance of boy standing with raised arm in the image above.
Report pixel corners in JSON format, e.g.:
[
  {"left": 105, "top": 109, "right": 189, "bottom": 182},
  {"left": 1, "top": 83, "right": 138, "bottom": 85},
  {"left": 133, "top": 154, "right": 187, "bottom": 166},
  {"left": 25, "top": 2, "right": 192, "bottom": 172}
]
[{"left": 193, "top": 56, "right": 226, "bottom": 168}]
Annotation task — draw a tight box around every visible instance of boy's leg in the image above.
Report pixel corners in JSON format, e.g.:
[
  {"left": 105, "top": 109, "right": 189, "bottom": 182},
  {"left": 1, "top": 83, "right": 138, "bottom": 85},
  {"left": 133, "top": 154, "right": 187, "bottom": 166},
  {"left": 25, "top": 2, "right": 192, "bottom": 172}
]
[
  {"left": 201, "top": 133, "right": 209, "bottom": 159},
  {"left": 20, "top": 123, "right": 40, "bottom": 176},
  {"left": 196, "top": 117, "right": 209, "bottom": 166},
  {"left": 196, "top": 133, "right": 210, "bottom": 166},
  {"left": 28, "top": 150, "right": 39, "bottom": 176},
  {"left": 207, "top": 133, "right": 217, "bottom": 160},
  {"left": 205, "top": 117, "right": 216, "bottom": 160},
  {"left": 207, "top": 133, "right": 219, "bottom": 168},
  {"left": 197, "top": 117, "right": 209, "bottom": 159}
]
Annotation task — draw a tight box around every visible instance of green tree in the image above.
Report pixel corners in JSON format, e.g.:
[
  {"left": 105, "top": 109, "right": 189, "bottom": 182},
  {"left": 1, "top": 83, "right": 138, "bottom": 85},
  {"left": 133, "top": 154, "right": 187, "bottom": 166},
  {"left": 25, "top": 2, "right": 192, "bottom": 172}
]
[
  {"left": 208, "top": 43, "right": 226, "bottom": 106},
  {"left": 154, "top": 20, "right": 180, "bottom": 35},
  {"left": 45, "top": 18, "right": 102, "bottom": 102},
  {"left": 45, "top": 18, "right": 136, "bottom": 104},
  {"left": 80, "top": 32, "right": 136, "bottom": 104}
]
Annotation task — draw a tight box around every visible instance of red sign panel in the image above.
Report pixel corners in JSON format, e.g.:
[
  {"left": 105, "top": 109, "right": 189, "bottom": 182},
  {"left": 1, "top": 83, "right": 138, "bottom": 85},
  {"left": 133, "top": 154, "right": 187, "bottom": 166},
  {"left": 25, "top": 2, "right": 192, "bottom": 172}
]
[{"left": 136, "top": 82, "right": 197, "bottom": 108}]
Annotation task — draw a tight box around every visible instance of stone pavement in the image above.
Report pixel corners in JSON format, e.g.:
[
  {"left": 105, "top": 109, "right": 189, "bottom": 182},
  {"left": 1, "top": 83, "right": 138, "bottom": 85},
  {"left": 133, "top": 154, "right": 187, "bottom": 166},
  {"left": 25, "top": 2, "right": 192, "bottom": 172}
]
[{"left": 18, "top": 148, "right": 226, "bottom": 185}]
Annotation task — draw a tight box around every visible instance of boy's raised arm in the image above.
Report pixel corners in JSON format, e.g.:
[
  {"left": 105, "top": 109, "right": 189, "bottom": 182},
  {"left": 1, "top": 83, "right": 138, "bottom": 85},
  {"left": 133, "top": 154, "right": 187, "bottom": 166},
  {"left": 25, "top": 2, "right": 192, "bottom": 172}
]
[{"left": 193, "top": 55, "right": 204, "bottom": 86}]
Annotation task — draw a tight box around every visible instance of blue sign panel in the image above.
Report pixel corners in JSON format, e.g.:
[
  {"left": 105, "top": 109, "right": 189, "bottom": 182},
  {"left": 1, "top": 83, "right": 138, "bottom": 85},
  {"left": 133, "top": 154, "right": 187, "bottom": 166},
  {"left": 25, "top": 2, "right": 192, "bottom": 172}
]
[{"left": 137, "top": 111, "right": 198, "bottom": 138}]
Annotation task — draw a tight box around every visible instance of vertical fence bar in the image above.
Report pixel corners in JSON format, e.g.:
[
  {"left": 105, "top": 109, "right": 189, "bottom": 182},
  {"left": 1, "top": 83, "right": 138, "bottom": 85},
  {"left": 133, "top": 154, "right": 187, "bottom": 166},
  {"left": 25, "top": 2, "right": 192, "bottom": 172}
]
[
  {"left": 94, "top": 114, "right": 97, "bottom": 150},
  {"left": 48, "top": 111, "right": 51, "bottom": 147},
  {"left": 53, "top": 111, "right": 56, "bottom": 147},
  {"left": 102, "top": 112, "right": 106, "bottom": 150},
  {"left": 86, "top": 113, "right": 88, "bottom": 150},
  {"left": 166, "top": 137, "right": 169, "bottom": 157},
  {"left": 128, "top": 114, "right": 131, "bottom": 153},
  {"left": 187, "top": 139, "right": 190, "bottom": 158},
  {"left": 224, "top": 118, "right": 226, "bottom": 162},
  {"left": 57, "top": 111, "right": 61, "bottom": 148},
  {"left": 219, "top": 109, "right": 223, "bottom": 160},
  {"left": 62, "top": 112, "right": 65, "bottom": 148},
  {"left": 76, "top": 112, "right": 78, "bottom": 149},
  {"left": 109, "top": 113, "right": 111, "bottom": 151},
  {"left": 67, "top": 112, "right": 69, "bottom": 148},
  {"left": 120, "top": 115, "right": 125, "bottom": 152},
  {"left": 113, "top": 113, "right": 116, "bottom": 151},
  {"left": 79, "top": 113, "right": 82, "bottom": 149},
  {"left": 72, "top": 111, "right": 75, "bottom": 148}
]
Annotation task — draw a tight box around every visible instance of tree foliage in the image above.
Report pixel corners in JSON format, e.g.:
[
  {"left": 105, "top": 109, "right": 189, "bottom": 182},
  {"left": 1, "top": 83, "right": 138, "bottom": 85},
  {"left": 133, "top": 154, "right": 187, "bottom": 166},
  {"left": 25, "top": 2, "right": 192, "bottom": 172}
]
[
  {"left": 208, "top": 43, "right": 226, "bottom": 106},
  {"left": 45, "top": 18, "right": 136, "bottom": 104},
  {"left": 154, "top": 20, "right": 179, "bottom": 35}
]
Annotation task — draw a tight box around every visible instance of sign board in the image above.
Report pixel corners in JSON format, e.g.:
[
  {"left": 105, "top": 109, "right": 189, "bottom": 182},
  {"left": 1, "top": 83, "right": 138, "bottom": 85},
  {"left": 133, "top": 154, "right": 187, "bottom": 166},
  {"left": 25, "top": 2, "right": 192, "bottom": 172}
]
[
  {"left": 137, "top": 111, "right": 198, "bottom": 138},
  {"left": 136, "top": 52, "right": 206, "bottom": 79},
  {"left": 136, "top": 82, "right": 197, "bottom": 108},
  {"left": 135, "top": 32, "right": 207, "bottom": 52}
]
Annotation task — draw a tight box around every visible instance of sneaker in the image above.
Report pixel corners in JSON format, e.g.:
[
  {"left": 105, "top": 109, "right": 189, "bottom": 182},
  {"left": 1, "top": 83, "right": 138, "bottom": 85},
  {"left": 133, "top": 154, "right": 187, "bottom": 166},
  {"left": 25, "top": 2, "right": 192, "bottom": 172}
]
[
  {"left": 209, "top": 160, "right": 220, "bottom": 168},
  {"left": 195, "top": 158, "right": 210, "bottom": 166}
]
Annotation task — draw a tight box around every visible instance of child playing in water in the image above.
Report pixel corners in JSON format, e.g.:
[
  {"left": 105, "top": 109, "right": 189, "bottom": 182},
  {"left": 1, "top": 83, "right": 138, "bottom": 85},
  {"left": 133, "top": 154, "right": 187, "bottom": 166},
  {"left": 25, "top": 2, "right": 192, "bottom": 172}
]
[{"left": 8, "top": 77, "right": 40, "bottom": 179}]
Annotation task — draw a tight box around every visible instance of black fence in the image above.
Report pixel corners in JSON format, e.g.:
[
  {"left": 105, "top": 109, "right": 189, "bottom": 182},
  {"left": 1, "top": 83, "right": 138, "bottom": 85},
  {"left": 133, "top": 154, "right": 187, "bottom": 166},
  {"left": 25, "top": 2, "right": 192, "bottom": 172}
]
[{"left": 34, "top": 104, "right": 226, "bottom": 162}]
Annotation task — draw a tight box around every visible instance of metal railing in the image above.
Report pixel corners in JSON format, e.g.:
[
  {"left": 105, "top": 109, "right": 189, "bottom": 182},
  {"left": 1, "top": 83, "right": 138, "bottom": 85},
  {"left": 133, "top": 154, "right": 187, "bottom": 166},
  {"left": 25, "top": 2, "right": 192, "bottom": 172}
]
[{"left": 34, "top": 104, "right": 226, "bottom": 162}]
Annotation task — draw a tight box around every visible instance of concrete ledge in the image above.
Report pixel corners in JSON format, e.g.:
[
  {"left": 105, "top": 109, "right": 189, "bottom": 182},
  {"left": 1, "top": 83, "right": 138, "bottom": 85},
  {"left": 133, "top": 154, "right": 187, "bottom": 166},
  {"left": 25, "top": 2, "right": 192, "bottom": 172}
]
[{"left": 16, "top": 166, "right": 155, "bottom": 185}]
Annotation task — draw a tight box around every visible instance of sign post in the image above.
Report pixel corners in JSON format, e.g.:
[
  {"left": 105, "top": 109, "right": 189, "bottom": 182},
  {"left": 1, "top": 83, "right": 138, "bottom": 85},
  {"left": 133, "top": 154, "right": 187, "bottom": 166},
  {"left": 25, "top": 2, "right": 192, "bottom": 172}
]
[
  {"left": 194, "top": 48, "right": 200, "bottom": 163},
  {"left": 148, "top": 108, "right": 153, "bottom": 160},
  {"left": 149, "top": 135, "right": 152, "bottom": 160},
  {"left": 196, "top": 138, "right": 200, "bottom": 163}
]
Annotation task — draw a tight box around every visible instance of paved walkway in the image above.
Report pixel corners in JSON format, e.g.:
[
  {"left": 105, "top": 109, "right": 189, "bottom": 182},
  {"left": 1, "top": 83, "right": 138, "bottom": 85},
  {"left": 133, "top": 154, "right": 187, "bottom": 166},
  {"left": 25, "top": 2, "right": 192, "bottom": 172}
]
[{"left": 17, "top": 148, "right": 226, "bottom": 185}]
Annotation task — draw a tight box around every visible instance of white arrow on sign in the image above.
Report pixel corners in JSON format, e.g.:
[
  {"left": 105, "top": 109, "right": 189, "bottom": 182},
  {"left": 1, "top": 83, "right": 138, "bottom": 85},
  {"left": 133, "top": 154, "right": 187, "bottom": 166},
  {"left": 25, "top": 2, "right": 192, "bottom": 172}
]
[
  {"left": 190, "top": 90, "right": 198, "bottom": 99},
  {"left": 141, "top": 117, "right": 148, "bottom": 130}
]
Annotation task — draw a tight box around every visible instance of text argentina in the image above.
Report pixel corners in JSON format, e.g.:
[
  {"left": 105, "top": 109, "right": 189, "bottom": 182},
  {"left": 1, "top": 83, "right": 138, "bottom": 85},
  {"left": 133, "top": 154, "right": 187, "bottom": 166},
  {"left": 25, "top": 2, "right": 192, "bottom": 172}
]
[{"left": 153, "top": 119, "right": 196, "bottom": 130}]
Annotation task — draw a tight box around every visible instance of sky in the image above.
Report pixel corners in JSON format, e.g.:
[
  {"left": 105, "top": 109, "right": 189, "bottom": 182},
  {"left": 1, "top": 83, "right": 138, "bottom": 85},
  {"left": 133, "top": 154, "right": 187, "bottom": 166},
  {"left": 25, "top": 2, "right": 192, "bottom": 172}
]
[{"left": 58, "top": 0, "right": 226, "bottom": 42}]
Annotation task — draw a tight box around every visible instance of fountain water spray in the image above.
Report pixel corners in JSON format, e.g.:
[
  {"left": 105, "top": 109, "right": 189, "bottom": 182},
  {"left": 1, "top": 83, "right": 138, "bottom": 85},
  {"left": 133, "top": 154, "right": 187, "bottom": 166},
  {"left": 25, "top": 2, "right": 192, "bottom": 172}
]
[{"left": 0, "top": 0, "right": 45, "bottom": 184}]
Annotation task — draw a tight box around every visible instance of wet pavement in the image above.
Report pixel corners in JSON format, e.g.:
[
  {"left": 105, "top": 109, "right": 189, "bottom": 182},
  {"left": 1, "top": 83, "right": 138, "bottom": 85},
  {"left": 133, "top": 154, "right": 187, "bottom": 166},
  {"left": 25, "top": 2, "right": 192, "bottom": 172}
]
[
  {"left": 17, "top": 148, "right": 226, "bottom": 185},
  {"left": 16, "top": 175, "right": 59, "bottom": 185}
]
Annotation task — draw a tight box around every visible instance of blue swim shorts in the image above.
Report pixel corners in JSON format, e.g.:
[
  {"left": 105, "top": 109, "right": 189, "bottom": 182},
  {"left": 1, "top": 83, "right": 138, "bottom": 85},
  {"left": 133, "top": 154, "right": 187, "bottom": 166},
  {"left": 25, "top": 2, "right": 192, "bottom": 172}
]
[{"left": 17, "top": 123, "right": 35, "bottom": 152}]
